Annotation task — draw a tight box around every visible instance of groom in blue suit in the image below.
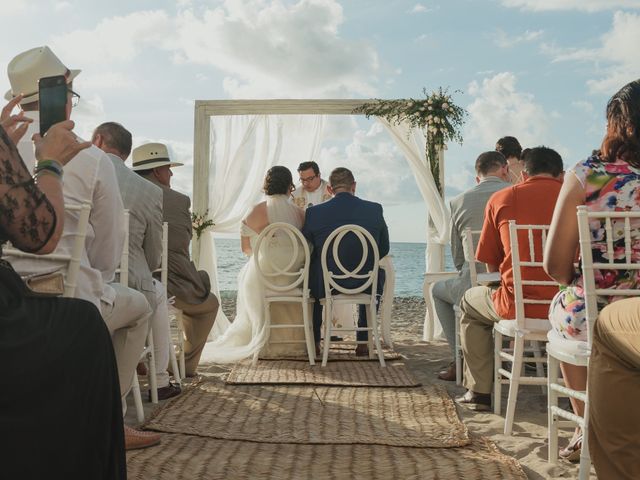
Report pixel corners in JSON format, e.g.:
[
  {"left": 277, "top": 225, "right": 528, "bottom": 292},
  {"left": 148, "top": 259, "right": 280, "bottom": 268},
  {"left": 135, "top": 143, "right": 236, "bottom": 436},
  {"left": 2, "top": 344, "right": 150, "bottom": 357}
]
[{"left": 302, "top": 167, "right": 390, "bottom": 356}]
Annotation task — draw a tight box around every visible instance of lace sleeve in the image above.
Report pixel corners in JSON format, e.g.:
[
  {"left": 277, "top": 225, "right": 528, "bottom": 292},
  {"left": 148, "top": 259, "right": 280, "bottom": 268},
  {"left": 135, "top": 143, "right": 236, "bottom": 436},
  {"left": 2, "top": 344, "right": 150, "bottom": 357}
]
[{"left": 0, "top": 126, "right": 57, "bottom": 252}]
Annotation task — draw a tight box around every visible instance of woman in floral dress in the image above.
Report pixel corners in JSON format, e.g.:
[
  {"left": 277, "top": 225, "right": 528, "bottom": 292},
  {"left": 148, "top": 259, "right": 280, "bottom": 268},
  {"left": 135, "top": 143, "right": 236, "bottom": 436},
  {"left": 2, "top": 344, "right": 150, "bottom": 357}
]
[{"left": 544, "top": 79, "right": 640, "bottom": 461}]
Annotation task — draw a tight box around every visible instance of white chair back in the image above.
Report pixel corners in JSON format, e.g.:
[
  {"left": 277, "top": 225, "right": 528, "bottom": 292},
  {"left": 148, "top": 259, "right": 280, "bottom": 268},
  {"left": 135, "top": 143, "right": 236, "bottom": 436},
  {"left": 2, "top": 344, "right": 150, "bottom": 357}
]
[
  {"left": 253, "top": 222, "right": 310, "bottom": 294},
  {"left": 577, "top": 206, "right": 640, "bottom": 346},
  {"left": 508, "top": 221, "right": 555, "bottom": 332},
  {"left": 117, "top": 210, "right": 130, "bottom": 286},
  {"left": 462, "top": 227, "right": 482, "bottom": 286},
  {"left": 3, "top": 203, "right": 91, "bottom": 297},
  {"left": 320, "top": 224, "right": 379, "bottom": 297}
]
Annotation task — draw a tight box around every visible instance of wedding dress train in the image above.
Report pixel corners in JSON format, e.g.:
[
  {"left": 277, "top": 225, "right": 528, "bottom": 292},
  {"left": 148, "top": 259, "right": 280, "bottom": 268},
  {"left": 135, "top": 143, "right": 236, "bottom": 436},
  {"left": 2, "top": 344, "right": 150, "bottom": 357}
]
[{"left": 203, "top": 194, "right": 306, "bottom": 363}]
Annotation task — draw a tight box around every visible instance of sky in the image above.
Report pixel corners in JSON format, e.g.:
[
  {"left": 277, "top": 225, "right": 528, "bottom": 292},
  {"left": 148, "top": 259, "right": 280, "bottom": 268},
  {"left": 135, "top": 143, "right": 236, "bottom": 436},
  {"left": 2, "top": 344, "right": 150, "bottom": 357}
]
[{"left": 1, "top": 0, "right": 639, "bottom": 242}]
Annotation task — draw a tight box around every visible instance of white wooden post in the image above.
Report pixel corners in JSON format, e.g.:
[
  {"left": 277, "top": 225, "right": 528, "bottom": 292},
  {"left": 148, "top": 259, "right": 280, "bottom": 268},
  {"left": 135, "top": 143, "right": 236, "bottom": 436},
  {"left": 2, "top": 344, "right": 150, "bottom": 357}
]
[{"left": 192, "top": 101, "right": 211, "bottom": 268}]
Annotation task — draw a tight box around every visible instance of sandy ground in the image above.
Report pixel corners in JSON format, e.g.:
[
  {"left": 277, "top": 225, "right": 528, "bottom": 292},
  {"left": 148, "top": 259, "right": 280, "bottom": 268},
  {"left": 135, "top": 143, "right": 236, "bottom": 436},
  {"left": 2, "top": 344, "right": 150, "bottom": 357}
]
[{"left": 126, "top": 293, "right": 595, "bottom": 479}]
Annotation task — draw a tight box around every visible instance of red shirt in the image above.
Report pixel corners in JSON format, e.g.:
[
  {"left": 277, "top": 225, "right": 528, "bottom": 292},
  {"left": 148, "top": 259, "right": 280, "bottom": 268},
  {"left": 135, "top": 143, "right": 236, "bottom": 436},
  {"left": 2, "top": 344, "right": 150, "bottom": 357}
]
[{"left": 476, "top": 176, "right": 562, "bottom": 319}]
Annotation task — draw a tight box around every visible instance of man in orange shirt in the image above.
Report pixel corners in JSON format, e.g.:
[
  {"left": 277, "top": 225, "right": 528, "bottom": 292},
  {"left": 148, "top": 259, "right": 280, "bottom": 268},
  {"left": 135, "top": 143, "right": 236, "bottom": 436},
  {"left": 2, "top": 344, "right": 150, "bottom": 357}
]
[{"left": 456, "top": 146, "right": 564, "bottom": 410}]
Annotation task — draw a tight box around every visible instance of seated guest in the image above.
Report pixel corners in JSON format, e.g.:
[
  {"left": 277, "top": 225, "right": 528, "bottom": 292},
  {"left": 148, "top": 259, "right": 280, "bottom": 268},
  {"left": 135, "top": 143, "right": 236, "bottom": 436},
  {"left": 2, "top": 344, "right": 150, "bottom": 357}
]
[
  {"left": 432, "top": 151, "right": 510, "bottom": 380},
  {"left": 293, "top": 161, "right": 331, "bottom": 209},
  {"left": 92, "top": 122, "right": 181, "bottom": 400},
  {"left": 5, "top": 45, "right": 157, "bottom": 448},
  {"left": 302, "top": 167, "right": 390, "bottom": 356},
  {"left": 456, "top": 147, "right": 563, "bottom": 411},
  {"left": 203, "top": 166, "right": 306, "bottom": 362},
  {"left": 496, "top": 136, "right": 523, "bottom": 184},
  {"left": 133, "top": 142, "right": 218, "bottom": 376},
  {"left": 588, "top": 297, "right": 640, "bottom": 480},
  {"left": 0, "top": 105, "right": 125, "bottom": 478},
  {"left": 544, "top": 79, "right": 640, "bottom": 463}
]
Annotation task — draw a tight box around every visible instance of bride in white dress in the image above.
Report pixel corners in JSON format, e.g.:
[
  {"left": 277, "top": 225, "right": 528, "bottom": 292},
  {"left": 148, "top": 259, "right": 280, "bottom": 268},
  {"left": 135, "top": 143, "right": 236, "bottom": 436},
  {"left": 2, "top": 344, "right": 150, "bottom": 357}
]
[{"left": 206, "top": 166, "right": 307, "bottom": 363}]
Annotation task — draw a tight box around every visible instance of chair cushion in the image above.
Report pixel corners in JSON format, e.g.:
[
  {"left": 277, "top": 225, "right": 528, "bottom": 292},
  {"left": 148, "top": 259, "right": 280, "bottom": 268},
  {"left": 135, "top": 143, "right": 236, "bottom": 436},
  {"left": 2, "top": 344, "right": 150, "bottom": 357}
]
[
  {"left": 493, "top": 319, "right": 548, "bottom": 340},
  {"left": 546, "top": 329, "right": 589, "bottom": 359}
]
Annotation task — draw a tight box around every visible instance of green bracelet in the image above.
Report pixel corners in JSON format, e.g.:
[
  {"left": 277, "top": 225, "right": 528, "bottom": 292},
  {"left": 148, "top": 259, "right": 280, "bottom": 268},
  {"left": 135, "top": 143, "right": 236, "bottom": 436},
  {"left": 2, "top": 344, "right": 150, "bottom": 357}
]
[
  {"left": 34, "top": 168, "right": 62, "bottom": 183},
  {"left": 34, "top": 159, "right": 64, "bottom": 179}
]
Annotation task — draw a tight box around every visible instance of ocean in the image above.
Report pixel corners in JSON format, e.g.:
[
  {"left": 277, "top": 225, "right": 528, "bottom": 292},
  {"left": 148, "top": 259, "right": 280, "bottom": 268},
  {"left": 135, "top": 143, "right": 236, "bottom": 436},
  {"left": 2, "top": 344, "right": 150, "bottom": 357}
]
[{"left": 214, "top": 238, "right": 454, "bottom": 297}]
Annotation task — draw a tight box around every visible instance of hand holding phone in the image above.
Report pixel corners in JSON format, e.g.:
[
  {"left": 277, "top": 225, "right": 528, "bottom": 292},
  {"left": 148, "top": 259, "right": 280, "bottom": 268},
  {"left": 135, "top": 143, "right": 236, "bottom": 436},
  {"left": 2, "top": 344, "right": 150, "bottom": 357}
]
[{"left": 38, "top": 75, "right": 68, "bottom": 136}]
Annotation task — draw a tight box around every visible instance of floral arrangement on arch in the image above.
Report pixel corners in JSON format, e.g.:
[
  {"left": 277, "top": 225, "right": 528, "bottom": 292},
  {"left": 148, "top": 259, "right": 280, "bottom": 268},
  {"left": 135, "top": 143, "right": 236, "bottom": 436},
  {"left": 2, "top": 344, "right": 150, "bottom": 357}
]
[
  {"left": 191, "top": 209, "right": 215, "bottom": 240},
  {"left": 353, "top": 87, "right": 466, "bottom": 194}
]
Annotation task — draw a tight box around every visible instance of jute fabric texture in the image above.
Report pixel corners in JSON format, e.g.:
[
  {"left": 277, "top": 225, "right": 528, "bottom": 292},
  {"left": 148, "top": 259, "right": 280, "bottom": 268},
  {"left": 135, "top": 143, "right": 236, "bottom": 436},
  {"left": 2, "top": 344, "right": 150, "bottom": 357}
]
[
  {"left": 144, "top": 378, "right": 468, "bottom": 448},
  {"left": 127, "top": 433, "right": 527, "bottom": 480},
  {"left": 225, "top": 360, "right": 419, "bottom": 387}
]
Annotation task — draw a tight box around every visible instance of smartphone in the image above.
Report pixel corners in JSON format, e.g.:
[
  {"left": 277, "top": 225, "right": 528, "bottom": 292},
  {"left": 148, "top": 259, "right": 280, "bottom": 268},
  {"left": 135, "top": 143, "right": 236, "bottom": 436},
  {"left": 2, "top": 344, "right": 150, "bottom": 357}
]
[{"left": 38, "top": 75, "right": 68, "bottom": 136}]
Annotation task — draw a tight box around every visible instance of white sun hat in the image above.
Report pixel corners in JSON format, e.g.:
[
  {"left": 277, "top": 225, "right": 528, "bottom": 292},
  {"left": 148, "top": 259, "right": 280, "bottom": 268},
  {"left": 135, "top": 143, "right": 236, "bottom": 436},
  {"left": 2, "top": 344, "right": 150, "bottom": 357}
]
[
  {"left": 131, "top": 142, "right": 184, "bottom": 171},
  {"left": 5, "top": 46, "right": 81, "bottom": 104}
]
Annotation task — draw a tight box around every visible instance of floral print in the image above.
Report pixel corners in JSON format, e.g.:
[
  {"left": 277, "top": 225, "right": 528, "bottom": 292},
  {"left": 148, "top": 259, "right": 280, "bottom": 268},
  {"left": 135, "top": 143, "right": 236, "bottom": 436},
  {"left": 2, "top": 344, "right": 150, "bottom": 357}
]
[{"left": 549, "top": 154, "right": 640, "bottom": 341}]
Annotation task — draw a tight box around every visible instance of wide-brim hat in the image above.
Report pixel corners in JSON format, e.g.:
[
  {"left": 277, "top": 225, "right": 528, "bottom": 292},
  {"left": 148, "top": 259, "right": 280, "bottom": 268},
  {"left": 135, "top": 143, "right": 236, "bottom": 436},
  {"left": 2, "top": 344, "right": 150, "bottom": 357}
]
[
  {"left": 5, "top": 46, "right": 81, "bottom": 104},
  {"left": 131, "top": 142, "right": 184, "bottom": 171}
]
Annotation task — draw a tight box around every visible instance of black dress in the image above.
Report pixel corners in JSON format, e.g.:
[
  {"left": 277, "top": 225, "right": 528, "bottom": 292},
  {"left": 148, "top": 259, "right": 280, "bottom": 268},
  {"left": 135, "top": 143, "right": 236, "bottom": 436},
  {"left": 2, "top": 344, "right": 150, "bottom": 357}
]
[{"left": 0, "top": 127, "right": 126, "bottom": 479}]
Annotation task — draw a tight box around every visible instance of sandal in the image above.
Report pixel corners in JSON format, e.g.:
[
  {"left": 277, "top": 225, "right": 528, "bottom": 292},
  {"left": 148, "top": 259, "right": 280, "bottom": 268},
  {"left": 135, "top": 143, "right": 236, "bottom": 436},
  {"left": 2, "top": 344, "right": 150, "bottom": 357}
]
[{"left": 559, "top": 433, "right": 582, "bottom": 463}]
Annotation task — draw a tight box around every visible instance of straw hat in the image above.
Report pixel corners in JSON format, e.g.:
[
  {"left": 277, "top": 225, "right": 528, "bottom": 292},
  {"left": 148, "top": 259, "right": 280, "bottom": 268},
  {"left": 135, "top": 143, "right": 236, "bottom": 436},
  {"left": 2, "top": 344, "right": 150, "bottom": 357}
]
[
  {"left": 131, "top": 143, "right": 184, "bottom": 171},
  {"left": 5, "top": 46, "right": 81, "bottom": 104}
]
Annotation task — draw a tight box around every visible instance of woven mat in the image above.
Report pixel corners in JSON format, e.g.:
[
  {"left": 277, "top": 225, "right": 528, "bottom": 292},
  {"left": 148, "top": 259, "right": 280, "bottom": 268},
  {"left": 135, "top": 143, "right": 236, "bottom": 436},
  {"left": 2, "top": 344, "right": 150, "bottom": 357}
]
[
  {"left": 226, "top": 360, "right": 420, "bottom": 387},
  {"left": 144, "top": 378, "right": 468, "bottom": 448},
  {"left": 262, "top": 343, "right": 403, "bottom": 362},
  {"left": 127, "top": 434, "right": 527, "bottom": 480}
]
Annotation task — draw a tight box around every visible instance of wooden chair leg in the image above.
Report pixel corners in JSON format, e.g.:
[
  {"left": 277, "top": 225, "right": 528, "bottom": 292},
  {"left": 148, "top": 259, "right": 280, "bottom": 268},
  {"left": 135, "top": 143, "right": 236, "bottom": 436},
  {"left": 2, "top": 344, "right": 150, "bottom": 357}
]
[
  {"left": 504, "top": 335, "right": 525, "bottom": 435},
  {"left": 131, "top": 374, "right": 144, "bottom": 423},
  {"left": 147, "top": 330, "right": 158, "bottom": 404},
  {"left": 547, "top": 353, "right": 559, "bottom": 465},
  {"left": 169, "top": 340, "right": 181, "bottom": 387},
  {"left": 302, "top": 301, "right": 315, "bottom": 366},
  {"left": 369, "top": 303, "right": 386, "bottom": 367},
  {"left": 321, "top": 302, "right": 332, "bottom": 367},
  {"left": 493, "top": 330, "right": 503, "bottom": 415},
  {"left": 578, "top": 400, "right": 592, "bottom": 480},
  {"left": 454, "top": 307, "right": 462, "bottom": 386}
]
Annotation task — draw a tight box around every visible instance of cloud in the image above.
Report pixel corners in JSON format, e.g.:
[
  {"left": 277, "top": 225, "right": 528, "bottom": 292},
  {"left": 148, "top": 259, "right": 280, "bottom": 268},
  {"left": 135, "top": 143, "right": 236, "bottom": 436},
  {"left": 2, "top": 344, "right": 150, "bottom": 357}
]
[
  {"left": 571, "top": 100, "right": 594, "bottom": 113},
  {"left": 493, "top": 29, "right": 543, "bottom": 48},
  {"left": 466, "top": 72, "right": 549, "bottom": 148},
  {"left": 51, "top": 1, "right": 380, "bottom": 99},
  {"left": 410, "top": 3, "right": 428, "bottom": 13},
  {"left": 546, "top": 12, "right": 640, "bottom": 94},
  {"left": 54, "top": 1, "right": 72, "bottom": 11},
  {"left": 500, "top": 0, "right": 640, "bottom": 12},
  {"left": 318, "top": 122, "right": 421, "bottom": 205}
]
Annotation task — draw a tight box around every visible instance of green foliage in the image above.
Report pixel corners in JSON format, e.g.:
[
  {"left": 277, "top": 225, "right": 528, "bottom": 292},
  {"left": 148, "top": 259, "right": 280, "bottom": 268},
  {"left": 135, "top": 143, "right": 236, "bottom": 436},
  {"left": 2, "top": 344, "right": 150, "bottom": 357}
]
[
  {"left": 191, "top": 209, "right": 215, "bottom": 240},
  {"left": 353, "top": 87, "right": 467, "bottom": 194}
]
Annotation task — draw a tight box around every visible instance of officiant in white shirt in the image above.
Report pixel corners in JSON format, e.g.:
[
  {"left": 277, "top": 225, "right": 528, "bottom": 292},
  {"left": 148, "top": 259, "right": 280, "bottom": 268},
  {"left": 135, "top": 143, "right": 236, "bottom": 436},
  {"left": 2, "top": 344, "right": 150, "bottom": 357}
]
[{"left": 292, "top": 161, "right": 332, "bottom": 209}]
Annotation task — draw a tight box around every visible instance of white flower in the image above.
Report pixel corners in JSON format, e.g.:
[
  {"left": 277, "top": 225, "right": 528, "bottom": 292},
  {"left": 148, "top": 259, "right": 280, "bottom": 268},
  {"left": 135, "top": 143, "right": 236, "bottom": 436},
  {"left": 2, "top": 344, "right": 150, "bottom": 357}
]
[
  {"left": 442, "top": 102, "right": 449, "bottom": 109},
  {"left": 428, "top": 106, "right": 433, "bottom": 111},
  {"left": 434, "top": 117, "right": 440, "bottom": 123},
  {"left": 408, "top": 101, "right": 414, "bottom": 107},
  {"left": 427, "top": 115, "right": 433, "bottom": 121},
  {"left": 427, "top": 99, "right": 433, "bottom": 105},
  {"left": 420, "top": 107, "right": 426, "bottom": 111}
]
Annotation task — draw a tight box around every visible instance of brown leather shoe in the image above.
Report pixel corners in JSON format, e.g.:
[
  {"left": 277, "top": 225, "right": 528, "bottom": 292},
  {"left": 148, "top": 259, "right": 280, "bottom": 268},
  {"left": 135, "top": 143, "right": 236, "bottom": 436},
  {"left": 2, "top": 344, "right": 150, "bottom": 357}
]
[
  {"left": 437, "top": 362, "right": 456, "bottom": 381},
  {"left": 455, "top": 390, "right": 491, "bottom": 411},
  {"left": 149, "top": 381, "right": 182, "bottom": 402},
  {"left": 124, "top": 425, "right": 161, "bottom": 450},
  {"left": 136, "top": 362, "right": 147, "bottom": 376},
  {"left": 315, "top": 342, "right": 321, "bottom": 357},
  {"left": 355, "top": 345, "right": 369, "bottom": 357}
]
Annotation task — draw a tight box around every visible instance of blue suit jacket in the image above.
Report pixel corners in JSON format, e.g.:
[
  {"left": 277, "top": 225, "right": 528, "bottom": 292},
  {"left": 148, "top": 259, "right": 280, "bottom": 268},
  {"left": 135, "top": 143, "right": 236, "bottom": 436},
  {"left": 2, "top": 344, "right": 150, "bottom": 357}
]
[{"left": 302, "top": 192, "right": 390, "bottom": 299}]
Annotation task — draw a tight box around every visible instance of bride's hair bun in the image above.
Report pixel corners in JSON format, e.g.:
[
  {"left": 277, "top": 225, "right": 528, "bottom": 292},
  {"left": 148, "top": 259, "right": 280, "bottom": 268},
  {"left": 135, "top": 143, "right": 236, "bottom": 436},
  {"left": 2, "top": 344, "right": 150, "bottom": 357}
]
[{"left": 264, "top": 166, "right": 294, "bottom": 195}]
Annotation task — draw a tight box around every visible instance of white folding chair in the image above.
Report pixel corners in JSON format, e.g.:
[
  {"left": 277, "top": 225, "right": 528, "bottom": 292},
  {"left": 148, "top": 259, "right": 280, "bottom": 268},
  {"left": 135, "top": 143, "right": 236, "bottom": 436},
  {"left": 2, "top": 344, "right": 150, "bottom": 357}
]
[
  {"left": 2, "top": 203, "right": 91, "bottom": 298},
  {"left": 452, "top": 227, "right": 482, "bottom": 385},
  {"left": 547, "top": 207, "right": 640, "bottom": 479},
  {"left": 493, "top": 221, "right": 555, "bottom": 435},
  {"left": 117, "top": 211, "right": 158, "bottom": 423},
  {"left": 320, "top": 224, "right": 385, "bottom": 367},
  {"left": 251, "top": 222, "right": 316, "bottom": 366},
  {"left": 153, "top": 222, "right": 183, "bottom": 386}
]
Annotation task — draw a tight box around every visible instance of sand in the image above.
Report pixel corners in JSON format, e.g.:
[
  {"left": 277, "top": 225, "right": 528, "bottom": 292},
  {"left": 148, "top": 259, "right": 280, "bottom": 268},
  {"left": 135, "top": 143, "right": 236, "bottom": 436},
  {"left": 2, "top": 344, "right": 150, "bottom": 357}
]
[{"left": 126, "top": 293, "right": 596, "bottom": 479}]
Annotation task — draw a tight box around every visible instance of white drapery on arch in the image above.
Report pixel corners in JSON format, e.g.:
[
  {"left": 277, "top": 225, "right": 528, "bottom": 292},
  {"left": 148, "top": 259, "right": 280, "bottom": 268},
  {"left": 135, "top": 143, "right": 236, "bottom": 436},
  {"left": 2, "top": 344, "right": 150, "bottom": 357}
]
[
  {"left": 191, "top": 100, "right": 451, "bottom": 338},
  {"left": 196, "top": 114, "right": 325, "bottom": 334}
]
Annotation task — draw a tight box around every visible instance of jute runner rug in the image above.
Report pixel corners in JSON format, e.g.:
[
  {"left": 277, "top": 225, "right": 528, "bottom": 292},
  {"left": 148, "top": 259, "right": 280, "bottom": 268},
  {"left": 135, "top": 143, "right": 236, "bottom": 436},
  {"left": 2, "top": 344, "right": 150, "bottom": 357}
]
[
  {"left": 262, "top": 344, "right": 402, "bottom": 362},
  {"left": 144, "top": 378, "right": 469, "bottom": 448},
  {"left": 127, "top": 433, "right": 527, "bottom": 480},
  {"left": 225, "top": 360, "right": 420, "bottom": 387}
]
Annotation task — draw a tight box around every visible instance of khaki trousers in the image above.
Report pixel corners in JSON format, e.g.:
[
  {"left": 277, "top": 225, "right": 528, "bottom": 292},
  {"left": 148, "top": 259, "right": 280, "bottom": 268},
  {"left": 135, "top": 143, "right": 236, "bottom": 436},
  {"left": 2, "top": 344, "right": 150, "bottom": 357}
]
[
  {"left": 588, "top": 297, "right": 640, "bottom": 480},
  {"left": 460, "top": 286, "right": 502, "bottom": 394},
  {"left": 174, "top": 293, "right": 218, "bottom": 376},
  {"left": 101, "top": 283, "right": 152, "bottom": 401}
]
